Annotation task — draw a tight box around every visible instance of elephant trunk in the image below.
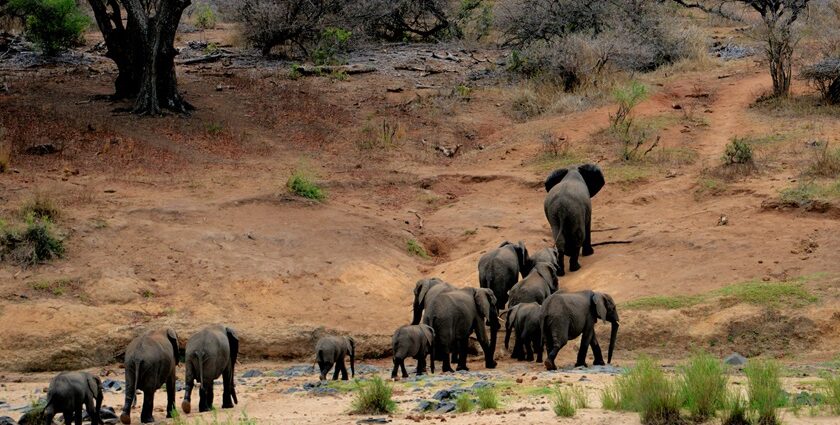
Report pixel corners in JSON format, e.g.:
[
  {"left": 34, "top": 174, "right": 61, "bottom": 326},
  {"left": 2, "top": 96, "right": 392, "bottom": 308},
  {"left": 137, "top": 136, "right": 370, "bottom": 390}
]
[{"left": 608, "top": 321, "right": 619, "bottom": 364}]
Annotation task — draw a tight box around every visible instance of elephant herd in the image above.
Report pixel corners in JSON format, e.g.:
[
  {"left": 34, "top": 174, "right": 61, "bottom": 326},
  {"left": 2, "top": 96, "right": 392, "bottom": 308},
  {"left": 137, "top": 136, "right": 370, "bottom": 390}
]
[
  {"left": 316, "top": 164, "right": 621, "bottom": 382},
  {"left": 41, "top": 324, "right": 239, "bottom": 425}
]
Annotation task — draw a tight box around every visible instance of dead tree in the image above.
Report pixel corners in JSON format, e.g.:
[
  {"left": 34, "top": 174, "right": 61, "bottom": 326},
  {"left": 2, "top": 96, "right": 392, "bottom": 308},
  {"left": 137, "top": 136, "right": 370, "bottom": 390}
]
[
  {"left": 672, "top": 0, "right": 810, "bottom": 98},
  {"left": 88, "top": 0, "right": 192, "bottom": 114}
]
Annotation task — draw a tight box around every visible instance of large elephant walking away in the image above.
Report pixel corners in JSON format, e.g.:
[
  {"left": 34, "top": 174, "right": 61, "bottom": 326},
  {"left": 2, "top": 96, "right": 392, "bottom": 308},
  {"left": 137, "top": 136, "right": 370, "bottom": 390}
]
[
  {"left": 478, "top": 241, "right": 533, "bottom": 310},
  {"left": 544, "top": 164, "right": 605, "bottom": 275},
  {"left": 44, "top": 371, "right": 103, "bottom": 425},
  {"left": 181, "top": 325, "right": 239, "bottom": 414},
  {"left": 423, "top": 287, "right": 499, "bottom": 373},
  {"left": 411, "top": 277, "right": 456, "bottom": 325},
  {"left": 315, "top": 335, "right": 355, "bottom": 381},
  {"left": 541, "top": 291, "right": 619, "bottom": 370},
  {"left": 120, "top": 328, "right": 179, "bottom": 424}
]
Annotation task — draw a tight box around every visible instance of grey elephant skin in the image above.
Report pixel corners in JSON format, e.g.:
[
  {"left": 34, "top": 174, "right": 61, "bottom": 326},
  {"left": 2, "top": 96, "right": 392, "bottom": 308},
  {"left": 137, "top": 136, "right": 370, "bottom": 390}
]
[
  {"left": 120, "top": 328, "right": 179, "bottom": 424},
  {"left": 543, "top": 164, "right": 605, "bottom": 275},
  {"left": 507, "top": 262, "right": 559, "bottom": 308},
  {"left": 315, "top": 335, "right": 355, "bottom": 380},
  {"left": 530, "top": 247, "right": 560, "bottom": 269},
  {"left": 541, "top": 290, "right": 619, "bottom": 370},
  {"left": 478, "top": 241, "right": 532, "bottom": 310},
  {"left": 504, "top": 302, "right": 543, "bottom": 362},
  {"left": 181, "top": 325, "right": 239, "bottom": 414},
  {"left": 44, "top": 371, "right": 103, "bottom": 425},
  {"left": 411, "top": 278, "right": 456, "bottom": 326},
  {"left": 423, "top": 287, "right": 499, "bottom": 372},
  {"left": 391, "top": 324, "right": 435, "bottom": 380}
]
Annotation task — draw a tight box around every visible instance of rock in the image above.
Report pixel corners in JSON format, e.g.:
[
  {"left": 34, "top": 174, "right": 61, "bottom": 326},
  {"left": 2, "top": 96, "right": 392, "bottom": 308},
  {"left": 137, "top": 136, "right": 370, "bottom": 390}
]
[
  {"left": 416, "top": 400, "right": 436, "bottom": 412},
  {"left": 0, "top": 416, "right": 17, "bottom": 425},
  {"left": 100, "top": 406, "right": 119, "bottom": 423},
  {"left": 724, "top": 353, "right": 747, "bottom": 366},
  {"left": 356, "top": 418, "right": 391, "bottom": 424},
  {"left": 432, "top": 389, "right": 453, "bottom": 401},
  {"left": 102, "top": 379, "right": 124, "bottom": 392},
  {"left": 672, "top": 104, "right": 682, "bottom": 110},
  {"left": 241, "top": 369, "right": 263, "bottom": 378},
  {"left": 470, "top": 381, "right": 493, "bottom": 390},
  {"left": 434, "top": 402, "right": 455, "bottom": 414},
  {"left": 275, "top": 365, "right": 317, "bottom": 377}
]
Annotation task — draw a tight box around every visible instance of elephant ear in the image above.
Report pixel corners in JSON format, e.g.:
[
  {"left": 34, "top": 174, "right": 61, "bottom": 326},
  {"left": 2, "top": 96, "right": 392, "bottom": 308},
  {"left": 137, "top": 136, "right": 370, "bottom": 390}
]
[
  {"left": 87, "top": 374, "right": 102, "bottom": 398},
  {"left": 421, "top": 325, "right": 435, "bottom": 346},
  {"left": 592, "top": 292, "right": 608, "bottom": 321},
  {"left": 507, "top": 304, "right": 521, "bottom": 326},
  {"left": 473, "top": 288, "right": 492, "bottom": 319},
  {"left": 515, "top": 241, "right": 531, "bottom": 272},
  {"left": 545, "top": 168, "right": 570, "bottom": 192},
  {"left": 226, "top": 327, "right": 239, "bottom": 366},
  {"left": 416, "top": 279, "right": 433, "bottom": 307},
  {"left": 578, "top": 163, "right": 605, "bottom": 197},
  {"left": 345, "top": 336, "right": 356, "bottom": 356},
  {"left": 166, "top": 328, "right": 179, "bottom": 365}
]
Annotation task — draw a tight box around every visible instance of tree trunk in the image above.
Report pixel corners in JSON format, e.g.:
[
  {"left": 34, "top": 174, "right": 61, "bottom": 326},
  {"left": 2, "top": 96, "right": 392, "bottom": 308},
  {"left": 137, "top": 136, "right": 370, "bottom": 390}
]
[
  {"left": 87, "top": 0, "right": 192, "bottom": 114},
  {"left": 767, "top": 32, "right": 793, "bottom": 98},
  {"left": 827, "top": 77, "right": 840, "bottom": 105}
]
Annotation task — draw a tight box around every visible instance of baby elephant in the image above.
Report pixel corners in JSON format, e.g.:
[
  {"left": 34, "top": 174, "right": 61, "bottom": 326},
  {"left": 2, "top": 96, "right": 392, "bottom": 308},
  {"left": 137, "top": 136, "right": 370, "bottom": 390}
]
[
  {"left": 44, "top": 371, "right": 103, "bottom": 425},
  {"left": 315, "top": 335, "right": 355, "bottom": 381},
  {"left": 391, "top": 324, "right": 435, "bottom": 380},
  {"left": 504, "top": 302, "right": 543, "bottom": 362}
]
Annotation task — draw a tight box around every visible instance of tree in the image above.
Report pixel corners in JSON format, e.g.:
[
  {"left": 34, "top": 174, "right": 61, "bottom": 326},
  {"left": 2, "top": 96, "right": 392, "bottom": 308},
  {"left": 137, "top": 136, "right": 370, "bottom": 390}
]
[
  {"left": 672, "top": 0, "right": 810, "bottom": 98},
  {"left": 87, "top": 0, "right": 192, "bottom": 114}
]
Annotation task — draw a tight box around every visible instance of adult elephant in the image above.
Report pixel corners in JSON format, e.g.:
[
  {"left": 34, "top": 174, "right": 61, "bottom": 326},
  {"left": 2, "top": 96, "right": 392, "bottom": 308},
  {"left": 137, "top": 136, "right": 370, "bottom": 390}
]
[
  {"left": 478, "top": 241, "right": 532, "bottom": 311},
  {"left": 120, "top": 328, "right": 179, "bottom": 424},
  {"left": 181, "top": 325, "right": 239, "bottom": 414},
  {"left": 423, "top": 287, "right": 499, "bottom": 373},
  {"left": 541, "top": 291, "right": 619, "bottom": 370},
  {"left": 507, "top": 262, "right": 559, "bottom": 308},
  {"left": 544, "top": 164, "right": 605, "bottom": 275},
  {"left": 411, "top": 278, "right": 456, "bottom": 325}
]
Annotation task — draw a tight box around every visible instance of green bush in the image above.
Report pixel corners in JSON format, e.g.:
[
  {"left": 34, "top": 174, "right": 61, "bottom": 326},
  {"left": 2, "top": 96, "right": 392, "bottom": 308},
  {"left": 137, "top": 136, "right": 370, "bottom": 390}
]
[
  {"left": 286, "top": 171, "right": 325, "bottom": 200},
  {"left": 552, "top": 387, "right": 576, "bottom": 417},
  {"left": 721, "top": 390, "right": 750, "bottom": 425},
  {"left": 745, "top": 360, "right": 784, "bottom": 425},
  {"left": 455, "top": 392, "right": 474, "bottom": 413},
  {"left": 600, "top": 357, "right": 683, "bottom": 424},
  {"left": 194, "top": 2, "right": 217, "bottom": 30},
  {"left": 18, "top": 399, "right": 47, "bottom": 425},
  {"left": 476, "top": 387, "right": 499, "bottom": 410},
  {"left": 723, "top": 138, "right": 754, "bottom": 165},
  {"left": 9, "top": 0, "right": 89, "bottom": 55},
  {"left": 313, "top": 27, "right": 351, "bottom": 65},
  {"left": 352, "top": 377, "right": 396, "bottom": 414},
  {"left": 824, "top": 374, "right": 840, "bottom": 415},
  {"left": 680, "top": 352, "right": 727, "bottom": 421},
  {"left": 406, "top": 239, "right": 429, "bottom": 259},
  {"left": 0, "top": 215, "right": 64, "bottom": 266}
]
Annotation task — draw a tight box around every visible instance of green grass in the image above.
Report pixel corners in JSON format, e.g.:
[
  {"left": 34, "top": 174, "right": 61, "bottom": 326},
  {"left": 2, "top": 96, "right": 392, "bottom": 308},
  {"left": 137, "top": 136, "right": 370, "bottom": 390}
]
[
  {"left": 780, "top": 180, "right": 840, "bottom": 204},
  {"left": 476, "top": 387, "right": 499, "bottom": 410},
  {"left": 605, "top": 163, "right": 652, "bottom": 185},
  {"left": 601, "top": 382, "right": 622, "bottom": 411},
  {"left": 680, "top": 352, "right": 727, "bottom": 421},
  {"left": 822, "top": 374, "right": 840, "bottom": 415},
  {"left": 351, "top": 377, "right": 396, "bottom": 414},
  {"left": 696, "top": 176, "right": 727, "bottom": 196},
  {"left": 1, "top": 216, "right": 65, "bottom": 266},
  {"left": 172, "top": 408, "right": 257, "bottom": 425},
  {"left": 406, "top": 239, "right": 429, "bottom": 259},
  {"left": 624, "top": 295, "right": 705, "bottom": 310},
  {"left": 745, "top": 359, "right": 784, "bottom": 425},
  {"left": 455, "top": 393, "right": 474, "bottom": 413},
  {"left": 29, "top": 278, "right": 78, "bottom": 296},
  {"left": 325, "top": 380, "right": 357, "bottom": 393},
  {"left": 599, "top": 357, "right": 683, "bottom": 424},
  {"left": 552, "top": 387, "right": 576, "bottom": 417},
  {"left": 286, "top": 170, "right": 325, "bottom": 201},
  {"left": 529, "top": 151, "right": 587, "bottom": 173},
  {"left": 721, "top": 390, "right": 750, "bottom": 425},
  {"left": 20, "top": 193, "right": 60, "bottom": 221}
]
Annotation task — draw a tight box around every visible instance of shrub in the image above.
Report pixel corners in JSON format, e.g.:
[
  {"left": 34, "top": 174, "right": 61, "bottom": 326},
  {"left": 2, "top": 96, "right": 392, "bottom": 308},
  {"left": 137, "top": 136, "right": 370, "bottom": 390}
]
[
  {"left": 601, "top": 382, "right": 623, "bottom": 411},
  {"left": 809, "top": 142, "right": 840, "bottom": 178},
  {"left": 20, "top": 192, "right": 60, "bottom": 221},
  {"left": 345, "top": 0, "right": 471, "bottom": 42},
  {"left": 600, "top": 357, "right": 683, "bottom": 424},
  {"left": 721, "top": 390, "right": 751, "bottom": 425},
  {"left": 680, "top": 352, "right": 727, "bottom": 421},
  {"left": 745, "top": 359, "right": 784, "bottom": 425},
  {"left": 194, "top": 2, "right": 217, "bottom": 30},
  {"left": 236, "top": 0, "right": 344, "bottom": 56},
  {"left": 286, "top": 170, "right": 325, "bottom": 200},
  {"left": 552, "top": 387, "right": 576, "bottom": 417},
  {"left": 824, "top": 374, "right": 840, "bottom": 415},
  {"left": 312, "top": 26, "right": 351, "bottom": 65},
  {"left": 800, "top": 59, "right": 840, "bottom": 104},
  {"left": 0, "top": 216, "right": 65, "bottom": 266},
  {"left": 406, "top": 239, "right": 429, "bottom": 259},
  {"left": 9, "top": 0, "right": 89, "bottom": 55},
  {"left": 455, "top": 393, "right": 474, "bottom": 413},
  {"left": 723, "top": 138, "right": 754, "bottom": 165},
  {"left": 570, "top": 385, "right": 588, "bottom": 408},
  {"left": 476, "top": 387, "right": 499, "bottom": 410},
  {"left": 352, "top": 377, "right": 396, "bottom": 414}
]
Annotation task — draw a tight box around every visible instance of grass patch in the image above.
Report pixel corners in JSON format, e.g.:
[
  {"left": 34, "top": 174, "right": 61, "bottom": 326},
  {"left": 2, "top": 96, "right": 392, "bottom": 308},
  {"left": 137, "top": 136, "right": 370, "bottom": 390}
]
[
  {"left": 0, "top": 216, "right": 65, "bottom": 266},
  {"left": 822, "top": 374, "right": 840, "bottom": 415},
  {"left": 605, "top": 163, "right": 652, "bottom": 185},
  {"left": 646, "top": 147, "right": 698, "bottom": 166},
  {"left": 455, "top": 393, "right": 474, "bottom": 413},
  {"left": 745, "top": 359, "right": 784, "bottom": 425},
  {"left": 600, "top": 357, "right": 684, "bottom": 424},
  {"left": 325, "top": 380, "right": 358, "bottom": 393},
  {"left": 808, "top": 143, "right": 840, "bottom": 178},
  {"left": 29, "top": 278, "right": 79, "bottom": 296},
  {"left": 406, "top": 239, "right": 429, "bottom": 259},
  {"left": 680, "top": 352, "right": 727, "bottom": 421},
  {"left": 476, "top": 387, "right": 499, "bottom": 410},
  {"left": 695, "top": 176, "right": 727, "bottom": 197},
  {"left": 20, "top": 193, "right": 60, "bottom": 221},
  {"left": 721, "top": 389, "right": 750, "bottom": 425},
  {"left": 624, "top": 295, "right": 704, "bottom": 310},
  {"left": 172, "top": 409, "right": 257, "bottom": 425},
  {"left": 352, "top": 377, "right": 396, "bottom": 414},
  {"left": 780, "top": 180, "right": 840, "bottom": 205},
  {"left": 552, "top": 387, "right": 576, "bottom": 417},
  {"left": 18, "top": 399, "right": 47, "bottom": 425},
  {"left": 717, "top": 279, "right": 818, "bottom": 308},
  {"left": 286, "top": 170, "right": 325, "bottom": 201},
  {"left": 751, "top": 94, "right": 840, "bottom": 118}
]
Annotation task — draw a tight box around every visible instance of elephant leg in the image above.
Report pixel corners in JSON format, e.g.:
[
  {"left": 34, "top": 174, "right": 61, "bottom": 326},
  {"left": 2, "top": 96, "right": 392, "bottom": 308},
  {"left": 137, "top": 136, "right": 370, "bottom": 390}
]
[
  {"left": 391, "top": 358, "right": 400, "bottom": 380},
  {"left": 582, "top": 213, "right": 594, "bottom": 256},
  {"left": 340, "top": 360, "right": 349, "bottom": 381},
  {"left": 204, "top": 380, "right": 215, "bottom": 411},
  {"left": 590, "top": 333, "right": 606, "bottom": 366},
  {"left": 222, "top": 367, "right": 234, "bottom": 409},
  {"left": 455, "top": 339, "right": 469, "bottom": 371},
  {"left": 318, "top": 362, "right": 329, "bottom": 381},
  {"left": 399, "top": 358, "right": 408, "bottom": 378},
  {"left": 534, "top": 334, "right": 544, "bottom": 363},
  {"left": 198, "top": 381, "right": 211, "bottom": 413},
  {"left": 525, "top": 336, "right": 534, "bottom": 361},
  {"left": 74, "top": 405, "right": 83, "bottom": 425},
  {"left": 331, "top": 361, "right": 340, "bottom": 380},
  {"left": 576, "top": 328, "right": 594, "bottom": 368},
  {"left": 140, "top": 391, "right": 155, "bottom": 424},
  {"left": 441, "top": 347, "right": 454, "bottom": 373},
  {"left": 544, "top": 338, "right": 567, "bottom": 371},
  {"left": 416, "top": 356, "right": 425, "bottom": 376},
  {"left": 84, "top": 395, "right": 98, "bottom": 425},
  {"left": 475, "top": 321, "right": 497, "bottom": 369},
  {"left": 569, "top": 248, "right": 581, "bottom": 272},
  {"left": 166, "top": 374, "right": 176, "bottom": 418},
  {"left": 182, "top": 365, "right": 194, "bottom": 414}
]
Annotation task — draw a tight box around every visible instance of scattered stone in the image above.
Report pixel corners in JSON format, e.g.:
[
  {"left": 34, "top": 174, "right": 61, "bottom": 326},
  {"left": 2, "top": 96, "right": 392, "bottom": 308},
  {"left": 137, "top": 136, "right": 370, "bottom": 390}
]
[
  {"left": 299, "top": 381, "right": 338, "bottom": 396},
  {"left": 102, "top": 379, "right": 124, "bottom": 392},
  {"left": 0, "top": 416, "right": 17, "bottom": 425},
  {"left": 717, "top": 215, "right": 728, "bottom": 226},
  {"left": 672, "top": 104, "right": 682, "bottom": 110},
  {"left": 724, "top": 353, "right": 747, "bottom": 366},
  {"left": 434, "top": 402, "right": 455, "bottom": 414},
  {"left": 416, "top": 400, "right": 436, "bottom": 412},
  {"left": 241, "top": 369, "right": 263, "bottom": 378},
  {"left": 356, "top": 418, "right": 390, "bottom": 424}
]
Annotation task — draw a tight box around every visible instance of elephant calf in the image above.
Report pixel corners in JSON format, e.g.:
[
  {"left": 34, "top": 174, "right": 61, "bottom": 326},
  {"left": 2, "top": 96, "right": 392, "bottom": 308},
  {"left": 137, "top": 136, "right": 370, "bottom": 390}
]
[
  {"left": 391, "top": 324, "right": 435, "bottom": 380},
  {"left": 44, "top": 371, "right": 103, "bottom": 425},
  {"left": 182, "top": 325, "right": 239, "bottom": 415},
  {"left": 120, "top": 328, "right": 179, "bottom": 424},
  {"left": 315, "top": 335, "right": 355, "bottom": 381},
  {"left": 504, "top": 302, "right": 543, "bottom": 362},
  {"left": 507, "top": 262, "right": 559, "bottom": 308},
  {"left": 542, "top": 290, "right": 619, "bottom": 370}
]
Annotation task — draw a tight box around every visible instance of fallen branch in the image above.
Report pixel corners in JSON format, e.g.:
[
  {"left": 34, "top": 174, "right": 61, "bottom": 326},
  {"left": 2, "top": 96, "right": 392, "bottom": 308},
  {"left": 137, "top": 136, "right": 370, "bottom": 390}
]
[
  {"left": 296, "top": 64, "right": 377, "bottom": 76},
  {"left": 178, "top": 53, "right": 229, "bottom": 65},
  {"left": 591, "top": 240, "right": 633, "bottom": 247},
  {"left": 408, "top": 210, "right": 424, "bottom": 229}
]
